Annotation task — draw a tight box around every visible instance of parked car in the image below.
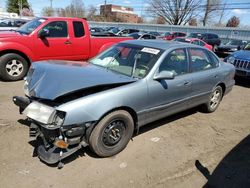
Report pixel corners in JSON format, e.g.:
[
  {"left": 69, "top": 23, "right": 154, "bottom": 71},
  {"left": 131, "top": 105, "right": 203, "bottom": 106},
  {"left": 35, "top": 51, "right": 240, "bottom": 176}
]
[
  {"left": 13, "top": 40, "right": 235, "bottom": 166},
  {"left": 173, "top": 37, "right": 213, "bottom": 51},
  {"left": 200, "top": 33, "right": 221, "bottom": 51},
  {"left": 158, "top": 32, "right": 171, "bottom": 40},
  {"left": 215, "top": 39, "right": 248, "bottom": 57},
  {"left": 224, "top": 42, "right": 250, "bottom": 78},
  {"left": 164, "top": 32, "right": 186, "bottom": 40},
  {"left": 89, "top": 27, "right": 116, "bottom": 37},
  {"left": 187, "top": 32, "right": 202, "bottom": 39},
  {"left": 0, "top": 18, "right": 29, "bottom": 30},
  {"left": 128, "top": 32, "right": 157, "bottom": 40},
  {"left": 0, "top": 17, "right": 132, "bottom": 81},
  {"left": 109, "top": 28, "right": 140, "bottom": 36},
  {"left": 148, "top": 31, "right": 162, "bottom": 37}
]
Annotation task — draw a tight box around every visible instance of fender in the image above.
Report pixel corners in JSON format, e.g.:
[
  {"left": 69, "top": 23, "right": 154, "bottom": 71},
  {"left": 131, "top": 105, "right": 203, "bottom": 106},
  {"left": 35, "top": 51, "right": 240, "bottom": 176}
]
[
  {"left": 0, "top": 42, "right": 35, "bottom": 61},
  {"left": 98, "top": 42, "right": 116, "bottom": 54}
]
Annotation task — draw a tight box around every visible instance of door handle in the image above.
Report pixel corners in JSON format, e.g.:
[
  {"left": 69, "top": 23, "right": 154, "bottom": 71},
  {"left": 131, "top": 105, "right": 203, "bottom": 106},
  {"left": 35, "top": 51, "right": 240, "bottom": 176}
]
[
  {"left": 64, "top": 40, "right": 72, "bottom": 45},
  {"left": 184, "top": 81, "right": 191, "bottom": 86}
]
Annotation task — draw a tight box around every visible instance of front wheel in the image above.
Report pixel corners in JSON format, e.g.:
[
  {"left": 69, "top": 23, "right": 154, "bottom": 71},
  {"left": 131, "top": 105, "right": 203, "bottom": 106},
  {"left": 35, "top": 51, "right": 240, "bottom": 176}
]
[
  {"left": 202, "top": 86, "right": 223, "bottom": 113},
  {"left": 89, "top": 110, "right": 134, "bottom": 157},
  {"left": 0, "top": 53, "right": 29, "bottom": 81}
]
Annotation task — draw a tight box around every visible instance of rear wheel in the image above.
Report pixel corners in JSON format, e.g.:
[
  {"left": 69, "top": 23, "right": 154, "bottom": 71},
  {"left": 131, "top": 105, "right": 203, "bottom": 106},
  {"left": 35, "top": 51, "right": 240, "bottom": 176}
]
[
  {"left": 89, "top": 110, "right": 134, "bottom": 157},
  {"left": 202, "top": 86, "right": 223, "bottom": 113},
  {"left": 0, "top": 53, "right": 29, "bottom": 81}
]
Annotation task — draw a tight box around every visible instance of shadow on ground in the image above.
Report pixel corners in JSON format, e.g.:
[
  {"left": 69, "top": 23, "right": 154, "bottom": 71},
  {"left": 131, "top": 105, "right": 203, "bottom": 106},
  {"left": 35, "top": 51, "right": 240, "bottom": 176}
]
[
  {"left": 235, "top": 77, "right": 250, "bottom": 88},
  {"left": 196, "top": 134, "right": 250, "bottom": 188}
]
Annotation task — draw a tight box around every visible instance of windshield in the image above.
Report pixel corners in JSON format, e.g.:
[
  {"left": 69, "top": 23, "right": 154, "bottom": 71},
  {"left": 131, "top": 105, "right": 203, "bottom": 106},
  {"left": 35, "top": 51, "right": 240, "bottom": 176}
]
[
  {"left": 226, "top": 40, "right": 242, "bottom": 46},
  {"left": 109, "top": 28, "right": 120, "bottom": 34},
  {"left": 89, "top": 44, "right": 162, "bottom": 79},
  {"left": 17, "top": 18, "right": 47, "bottom": 34},
  {"left": 174, "top": 38, "right": 189, "bottom": 43},
  {"left": 188, "top": 33, "right": 201, "bottom": 38},
  {"left": 244, "top": 43, "right": 250, "bottom": 50}
]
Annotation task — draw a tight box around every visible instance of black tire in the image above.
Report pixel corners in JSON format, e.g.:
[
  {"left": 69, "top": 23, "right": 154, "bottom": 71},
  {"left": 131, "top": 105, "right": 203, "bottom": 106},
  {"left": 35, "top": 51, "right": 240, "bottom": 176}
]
[
  {"left": 89, "top": 110, "right": 134, "bottom": 157},
  {"left": 202, "top": 86, "right": 223, "bottom": 113},
  {"left": 0, "top": 53, "right": 29, "bottom": 81}
]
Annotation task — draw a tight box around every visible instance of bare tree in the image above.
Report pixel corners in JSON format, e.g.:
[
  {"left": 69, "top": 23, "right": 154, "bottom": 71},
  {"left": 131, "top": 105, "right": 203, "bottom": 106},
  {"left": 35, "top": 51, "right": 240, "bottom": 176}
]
[
  {"left": 87, "top": 5, "right": 97, "bottom": 20},
  {"left": 189, "top": 18, "right": 197, "bottom": 26},
  {"left": 42, "top": 7, "right": 55, "bottom": 16},
  {"left": 156, "top": 16, "right": 166, "bottom": 24},
  {"left": 147, "top": 0, "right": 201, "bottom": 25},
  {"left": 226, "top": 16, "right": 240, "bottom": 27},
  {"left": 202, "top": 0, "right": 222, "bottom": 26},
  {"left": 63, "top": 0, "right": 85, "bottom": 18}
]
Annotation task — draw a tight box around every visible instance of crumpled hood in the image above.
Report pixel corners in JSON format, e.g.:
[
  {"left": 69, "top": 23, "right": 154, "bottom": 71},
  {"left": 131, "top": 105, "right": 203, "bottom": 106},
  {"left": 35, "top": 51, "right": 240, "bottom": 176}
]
[
  {"left": 232, "top": 50, "right": 250, "bottom": 61},
  {"left": 26, "top": 60, "right": 136, "bottom": 100}
]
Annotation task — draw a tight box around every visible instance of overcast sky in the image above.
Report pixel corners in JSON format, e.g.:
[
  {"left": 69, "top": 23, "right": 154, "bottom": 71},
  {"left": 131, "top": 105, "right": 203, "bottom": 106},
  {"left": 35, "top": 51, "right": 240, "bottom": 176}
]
[{"left": 0, "top": 0, "right": 250, "bottom": 26}]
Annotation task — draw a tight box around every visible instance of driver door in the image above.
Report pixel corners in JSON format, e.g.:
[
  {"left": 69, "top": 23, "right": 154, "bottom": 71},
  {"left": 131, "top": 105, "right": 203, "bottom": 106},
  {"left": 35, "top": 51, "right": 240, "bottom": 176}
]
[
  {"left": 34, "top": 21, "right": 73, "bottom": 60},
  {"left": 145, "top": 48, "right": 192, "bottom": 124}
]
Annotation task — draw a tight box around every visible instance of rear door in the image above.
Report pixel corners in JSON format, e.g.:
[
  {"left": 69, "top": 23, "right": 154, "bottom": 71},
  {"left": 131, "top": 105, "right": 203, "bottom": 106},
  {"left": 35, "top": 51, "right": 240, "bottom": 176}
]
[
  {"left": 34, "top": 20, "right": 73, "bottom": 60},
  {"left": 69, "top": 20, "right": 90, "bottom": 60},
  {"left": 187, "top": 48, "right": 220, "bottom": 107}
]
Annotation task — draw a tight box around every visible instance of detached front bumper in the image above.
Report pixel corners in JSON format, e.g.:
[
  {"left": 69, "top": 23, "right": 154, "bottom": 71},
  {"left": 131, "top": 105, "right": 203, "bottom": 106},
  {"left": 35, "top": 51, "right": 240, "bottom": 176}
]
[
  {"left": 13, "top": 96, "right": 91, "bottom": 165},
  {"left": 37, "top": 144, "right": 82, "bottom": 164}
]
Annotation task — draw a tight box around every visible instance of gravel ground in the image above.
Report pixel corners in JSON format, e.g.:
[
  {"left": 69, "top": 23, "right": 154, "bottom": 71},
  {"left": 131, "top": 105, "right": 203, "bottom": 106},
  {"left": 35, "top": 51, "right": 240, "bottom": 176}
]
[{"left": 0, "top": 78, "right": 249, "bottom": 188}]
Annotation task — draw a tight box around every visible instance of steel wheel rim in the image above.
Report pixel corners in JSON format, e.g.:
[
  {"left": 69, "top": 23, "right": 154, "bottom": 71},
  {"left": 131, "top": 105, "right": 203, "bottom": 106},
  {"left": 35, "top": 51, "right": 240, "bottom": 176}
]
[
  {"left": 5, "top": 59, "right": 24, "bottom": 77},
  {"left": 102, "top": 119, "right": 126, "bottom": 147},
  {"left": 210, "top": 89, "right": 221, "bottom": 109}
]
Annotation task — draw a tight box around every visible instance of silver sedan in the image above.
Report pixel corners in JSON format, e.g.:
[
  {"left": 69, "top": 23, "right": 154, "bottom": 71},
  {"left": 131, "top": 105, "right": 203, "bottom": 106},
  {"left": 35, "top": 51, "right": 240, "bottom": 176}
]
[{"left": 13, "top": 40, "right": 235, "bottom": 166}]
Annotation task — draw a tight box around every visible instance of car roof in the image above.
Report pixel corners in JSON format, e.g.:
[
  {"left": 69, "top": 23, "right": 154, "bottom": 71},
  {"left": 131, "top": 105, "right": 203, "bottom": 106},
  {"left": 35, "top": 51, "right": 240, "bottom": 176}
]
[{"left": 120, "top": 40, "right": 199, "bottom": 50}]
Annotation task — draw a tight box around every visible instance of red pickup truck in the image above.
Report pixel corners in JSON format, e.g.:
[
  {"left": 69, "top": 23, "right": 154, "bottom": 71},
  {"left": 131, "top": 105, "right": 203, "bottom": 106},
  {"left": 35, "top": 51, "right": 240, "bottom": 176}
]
[{"left": 0, "top": 17, "right": 132, "bottom": 81}]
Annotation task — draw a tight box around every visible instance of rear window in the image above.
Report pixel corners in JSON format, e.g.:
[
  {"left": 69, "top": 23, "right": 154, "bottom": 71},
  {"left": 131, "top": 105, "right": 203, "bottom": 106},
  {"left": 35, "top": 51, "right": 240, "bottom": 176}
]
[{"left": 73, "top": 21, "right": 85, "bottom": 37}]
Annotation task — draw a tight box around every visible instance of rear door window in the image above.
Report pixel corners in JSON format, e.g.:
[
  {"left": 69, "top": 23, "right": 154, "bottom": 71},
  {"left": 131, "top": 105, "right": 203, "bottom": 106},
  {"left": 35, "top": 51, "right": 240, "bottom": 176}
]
[
  {"left": 73, "top": 21, "right": 85, "bottom": 37},
  {"left": 189, "top": 48, "right": 217, "bottom": 72}
]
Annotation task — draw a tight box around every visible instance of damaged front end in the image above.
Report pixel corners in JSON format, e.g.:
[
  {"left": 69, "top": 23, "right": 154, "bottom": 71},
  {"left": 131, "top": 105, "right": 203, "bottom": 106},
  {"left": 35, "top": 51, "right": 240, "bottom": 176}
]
[{"left": 13, "top": 97, "right": 93, "bottom": 165}]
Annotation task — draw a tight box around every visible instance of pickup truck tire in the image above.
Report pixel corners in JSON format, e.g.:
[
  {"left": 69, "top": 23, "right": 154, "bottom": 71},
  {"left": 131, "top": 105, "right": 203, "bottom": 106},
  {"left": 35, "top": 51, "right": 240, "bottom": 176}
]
[
  {"left": 89, "top": 110, "right": 134, "bottom": 157},
  {"left": 202, "top": 86, "right": 223, "bottom": 113},
  {"left": 0, "top": 53, "right": 28, "bottom": 81}
]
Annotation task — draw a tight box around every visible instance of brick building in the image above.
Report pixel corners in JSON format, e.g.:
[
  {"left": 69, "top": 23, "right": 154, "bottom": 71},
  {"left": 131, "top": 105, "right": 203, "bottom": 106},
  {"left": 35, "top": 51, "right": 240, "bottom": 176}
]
[{"left": 100, "top": 4, "right": 138, "bottom": 23}]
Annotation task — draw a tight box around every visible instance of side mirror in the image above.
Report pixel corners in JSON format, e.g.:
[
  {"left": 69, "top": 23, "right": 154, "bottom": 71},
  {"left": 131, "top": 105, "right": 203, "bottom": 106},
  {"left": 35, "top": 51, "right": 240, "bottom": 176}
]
[
  {"left": 154, "top": 71, "right": 175, "bottom": 80},
  {"left": 38, "top": 29, "right": 49, "bottom": 38}
]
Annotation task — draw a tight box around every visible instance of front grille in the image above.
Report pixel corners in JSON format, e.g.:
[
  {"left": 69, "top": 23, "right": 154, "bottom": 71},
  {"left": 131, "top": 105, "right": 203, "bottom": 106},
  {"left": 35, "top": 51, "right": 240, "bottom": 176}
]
[{"left": 233, "top": 59, "right": 250, "bottom": 70}]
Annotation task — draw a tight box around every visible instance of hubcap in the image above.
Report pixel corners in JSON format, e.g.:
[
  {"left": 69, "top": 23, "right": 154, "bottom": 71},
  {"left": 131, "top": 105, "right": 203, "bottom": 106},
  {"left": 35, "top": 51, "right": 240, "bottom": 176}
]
[
  {"left": 102, "top": 120, "right": 126, "bottom": 146},
  {"left": 6, "top": 60, "right": 23, "bottom": 77},
  {"left": 210, "top": 89, "right": 221, "bottom": 109}
]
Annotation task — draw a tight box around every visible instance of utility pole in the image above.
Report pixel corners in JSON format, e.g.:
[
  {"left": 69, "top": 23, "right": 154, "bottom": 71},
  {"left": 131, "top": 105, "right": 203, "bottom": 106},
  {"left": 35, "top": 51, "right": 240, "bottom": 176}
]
[
  {"left": 50, "top": 0, "right": 53, "bottom": 8},
  {"left": 19, "top": 0, "right": 23, "bottom": 17},
  {"left": 104, "top": 0, "right": 107, "bottom": 21}
]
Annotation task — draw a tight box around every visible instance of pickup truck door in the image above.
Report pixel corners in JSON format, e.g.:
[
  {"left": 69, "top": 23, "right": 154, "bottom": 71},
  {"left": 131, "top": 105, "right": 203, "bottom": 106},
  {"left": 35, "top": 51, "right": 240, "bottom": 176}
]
[
  {"left": 34, "top": 21, "right": 73, "bottom": 60},
  {"left": 68, "top": 20, "right": 90, "bottom": 60}
]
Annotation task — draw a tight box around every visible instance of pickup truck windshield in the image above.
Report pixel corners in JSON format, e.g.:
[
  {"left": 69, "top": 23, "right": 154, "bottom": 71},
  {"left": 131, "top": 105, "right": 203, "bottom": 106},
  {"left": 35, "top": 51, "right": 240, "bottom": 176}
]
[
  {"left": 17, "top": 18, "right": 47, "bottom": 34},
  {"left": 90, "top": 44, "right": 162, "bottom": 79}
]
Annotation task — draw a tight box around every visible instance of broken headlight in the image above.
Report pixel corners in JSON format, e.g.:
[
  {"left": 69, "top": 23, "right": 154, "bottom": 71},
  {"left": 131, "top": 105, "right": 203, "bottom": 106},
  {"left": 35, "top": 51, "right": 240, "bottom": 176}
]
[{"left": 23, "top": 102, "right": 66, "bottom": 128}]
